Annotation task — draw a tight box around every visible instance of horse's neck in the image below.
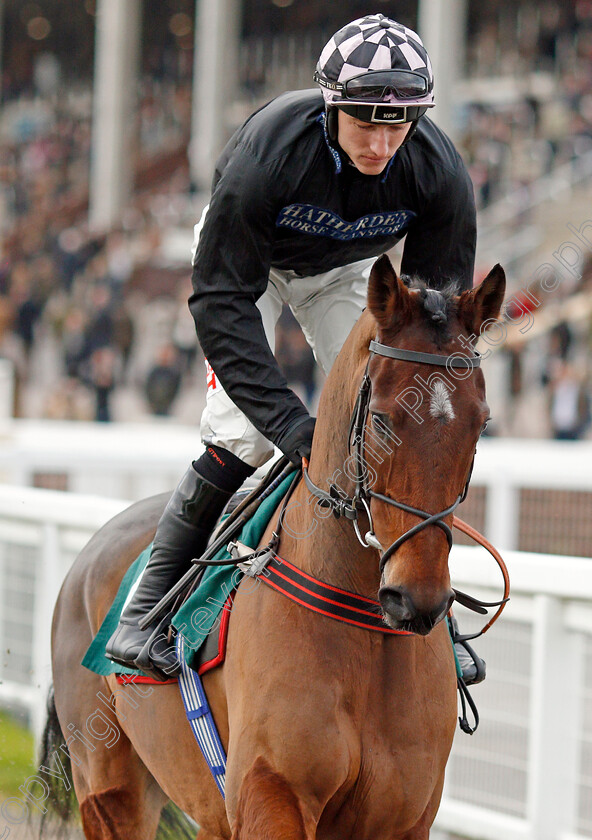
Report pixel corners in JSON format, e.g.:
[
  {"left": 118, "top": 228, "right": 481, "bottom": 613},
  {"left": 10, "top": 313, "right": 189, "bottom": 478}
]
[{"left": 281, "top": 318, "right": 380, "bottom": 598}]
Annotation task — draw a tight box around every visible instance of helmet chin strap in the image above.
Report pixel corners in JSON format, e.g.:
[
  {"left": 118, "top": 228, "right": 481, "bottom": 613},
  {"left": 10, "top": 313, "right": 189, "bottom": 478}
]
[
  {"left": 400, "top": 118, "right": 420, "bottom": 146},
  {"left": 326, "top": 106, "right": 339, "bottom": 142}
]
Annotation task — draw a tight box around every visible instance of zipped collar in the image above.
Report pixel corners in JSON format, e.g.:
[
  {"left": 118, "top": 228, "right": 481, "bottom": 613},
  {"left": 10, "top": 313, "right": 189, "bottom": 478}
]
[{"left": 317, "top": 112, "right": 342, "bottom": 174}]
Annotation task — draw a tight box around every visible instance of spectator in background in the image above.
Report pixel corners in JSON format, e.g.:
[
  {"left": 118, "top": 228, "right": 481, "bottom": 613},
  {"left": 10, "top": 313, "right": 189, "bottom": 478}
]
[
  {"left": 550, "top": 320, "right": 574, "bottom": 361},
  {"left": 11, "top": 261, "right": 45, "bottom": 365},
  {"left": 549, "top": 361, "right": 591, "bottom": 440},
  {"left": 0, "top": 294, "right": 22, "bottom": 416},
  {"left": 105, "top": 230, "right": 134, "bottom": 297},
  {"left": 83, "top": 283, "right": 113, "bottom": 356},
  {"left": 172, "top": 285, "right": 199, "bottom": 378},
  {"left": 88, "top": 346, "right": 118, "bottom": 423},
  {"left": 61, "top": 306, "right": 88, "bottom": 380},
  {"left": 112, "top": 302, "right": 135, "bottom": 384},
  {"left": 54, "top": 226, "right": 102, "bottom": 293},
  {"left": 275, "top": 307, "right": 317, "bottom": 408},
  {"left": 144, "top": 343, "right": 182, "bottom": 416}
]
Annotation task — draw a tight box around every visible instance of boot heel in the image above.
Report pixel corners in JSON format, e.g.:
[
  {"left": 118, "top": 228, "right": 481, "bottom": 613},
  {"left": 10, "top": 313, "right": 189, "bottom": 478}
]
[{"left": 134, "top": 614, "right": 180, "bottom": 681}]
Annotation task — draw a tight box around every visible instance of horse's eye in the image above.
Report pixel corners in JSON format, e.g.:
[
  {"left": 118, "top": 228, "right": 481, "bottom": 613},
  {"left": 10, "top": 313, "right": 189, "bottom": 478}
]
[
  {"left": 480, "top": 417, "right": 491, "bottom": 436},
  {"left": 370, "top": 412, "right": 392, "bottom": 437}
]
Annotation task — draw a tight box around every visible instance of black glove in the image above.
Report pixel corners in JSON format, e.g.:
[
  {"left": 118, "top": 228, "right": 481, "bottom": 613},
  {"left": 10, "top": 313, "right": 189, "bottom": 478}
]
[{"left": 277, "top": 417, "right": 316, "bottom": 466}]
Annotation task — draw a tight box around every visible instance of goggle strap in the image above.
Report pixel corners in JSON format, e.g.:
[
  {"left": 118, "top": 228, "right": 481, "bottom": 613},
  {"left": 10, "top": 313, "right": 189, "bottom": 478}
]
[{"left": 315, "top": 70, "right": 430, "bottom": 103}]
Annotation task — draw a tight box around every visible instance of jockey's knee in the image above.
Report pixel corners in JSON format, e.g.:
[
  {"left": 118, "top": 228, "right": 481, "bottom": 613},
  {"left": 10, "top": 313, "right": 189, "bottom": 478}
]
[{"left": 211, "top": 433, "right": 275, "bottom": 470}]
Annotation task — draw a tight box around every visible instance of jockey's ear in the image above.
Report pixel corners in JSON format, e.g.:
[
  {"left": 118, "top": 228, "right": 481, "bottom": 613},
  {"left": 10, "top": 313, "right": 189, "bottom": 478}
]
[
  {"left": 367, "top": 254, "right": 413, "bottom": 332},
  {"left": 458, "top": 264, "right": 506, "bottom": 338}
]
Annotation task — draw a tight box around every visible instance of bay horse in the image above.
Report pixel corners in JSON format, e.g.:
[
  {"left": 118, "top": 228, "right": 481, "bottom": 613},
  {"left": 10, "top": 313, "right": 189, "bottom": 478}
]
[{"left": 45, "top": 255, "right": 505, "bottom": 839}]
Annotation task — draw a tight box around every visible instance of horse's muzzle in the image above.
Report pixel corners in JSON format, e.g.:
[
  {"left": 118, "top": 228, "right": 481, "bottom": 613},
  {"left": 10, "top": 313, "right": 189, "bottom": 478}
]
[{"left": 378, "top": 585, "right": 454, "bottom": 636}]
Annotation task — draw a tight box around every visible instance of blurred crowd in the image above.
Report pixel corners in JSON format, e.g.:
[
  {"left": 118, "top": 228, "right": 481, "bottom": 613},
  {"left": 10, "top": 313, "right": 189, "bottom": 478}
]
[
  {"left": 495, "top": 255, "right": 592, "bottom": 440},
  {"left": 0, "top": 61, "right": 203, "bottom": 422},
  {"left": 460, "top": 1, "right": 592, "bottom": 210},
  {"left": 1, "top": 1, "right": 592, "bottom": 437}
]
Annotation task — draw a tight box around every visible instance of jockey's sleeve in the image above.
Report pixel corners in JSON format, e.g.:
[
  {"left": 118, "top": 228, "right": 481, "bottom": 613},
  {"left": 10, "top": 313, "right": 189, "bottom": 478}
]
[
  {"left": 189, "top": 145, "right": 310, "bottom": 446},
  {"left": 400, "top": 153, "right": 476, "bottom": 291}
]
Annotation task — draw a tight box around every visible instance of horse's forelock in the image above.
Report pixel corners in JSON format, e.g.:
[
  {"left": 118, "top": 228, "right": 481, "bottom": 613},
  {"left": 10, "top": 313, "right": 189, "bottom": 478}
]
[{"left": 400, "top": 276, "right": 460, "bottom": 338}]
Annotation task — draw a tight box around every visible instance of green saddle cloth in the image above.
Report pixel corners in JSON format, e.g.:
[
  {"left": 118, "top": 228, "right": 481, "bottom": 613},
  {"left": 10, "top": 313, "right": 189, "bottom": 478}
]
[{"left": 81, "top": 471, "right": 297, "bottom": 676}]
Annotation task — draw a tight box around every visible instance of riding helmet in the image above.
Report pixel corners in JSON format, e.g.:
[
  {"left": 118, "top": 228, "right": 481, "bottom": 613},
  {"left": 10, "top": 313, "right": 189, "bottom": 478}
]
[{"left": 314, "top": 14, "right": 435, "bottom": 143}]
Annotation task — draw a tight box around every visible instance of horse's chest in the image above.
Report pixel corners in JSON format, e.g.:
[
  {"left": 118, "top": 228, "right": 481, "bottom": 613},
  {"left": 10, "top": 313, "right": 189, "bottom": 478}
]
[
  {"left": 319, "top": 750, "right": 441, "bottom": 840},
  {"left": 226, "top": 587, "right": 456, "bottom": 837},
  {"left": 315, "top": 693, "right": 455, "bottom": 838}
]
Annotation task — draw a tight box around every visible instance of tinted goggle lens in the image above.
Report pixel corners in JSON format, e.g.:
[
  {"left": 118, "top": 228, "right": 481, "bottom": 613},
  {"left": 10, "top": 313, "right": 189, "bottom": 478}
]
[{"left": 344, "top": 71, "right": 428, "bottom": 102}]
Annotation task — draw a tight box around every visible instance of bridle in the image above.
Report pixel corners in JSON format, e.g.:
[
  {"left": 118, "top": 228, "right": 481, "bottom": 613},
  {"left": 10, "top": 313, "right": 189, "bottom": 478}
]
[
  {"left": 303, "top": 339, "right": 481, "bottom": 575},
  {"left": 300, "top": 337, "right": 509, "bottom": 629}
]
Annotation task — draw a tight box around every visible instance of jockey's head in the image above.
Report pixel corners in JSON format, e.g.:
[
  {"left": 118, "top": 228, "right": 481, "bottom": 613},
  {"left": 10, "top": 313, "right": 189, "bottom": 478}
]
[{"left": 314, "top": 14, "right": 435, "bottom": 158}]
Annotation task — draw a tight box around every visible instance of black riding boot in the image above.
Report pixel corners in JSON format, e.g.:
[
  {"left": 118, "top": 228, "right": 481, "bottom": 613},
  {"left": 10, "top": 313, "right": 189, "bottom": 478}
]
[
  {"left": 451, "top": 616, "right": 486, "bottom": 686},
  {"left": 105, "top": 467, "right": 232, "bottom": 680}
]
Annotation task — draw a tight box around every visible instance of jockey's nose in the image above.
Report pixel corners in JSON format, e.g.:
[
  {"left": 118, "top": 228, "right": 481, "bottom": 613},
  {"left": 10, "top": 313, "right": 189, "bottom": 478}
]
[
  {"left": 368, "top": 128, "right": 390, "bottom": 158},
  {"left": 378, "top": 585, "right": 454, "bottom": 636}
]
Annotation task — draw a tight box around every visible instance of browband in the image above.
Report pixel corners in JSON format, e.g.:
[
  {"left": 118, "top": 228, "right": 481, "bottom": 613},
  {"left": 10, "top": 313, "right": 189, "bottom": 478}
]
[{"left": 369, "top": 340, "right": 481, "bottom": 369}]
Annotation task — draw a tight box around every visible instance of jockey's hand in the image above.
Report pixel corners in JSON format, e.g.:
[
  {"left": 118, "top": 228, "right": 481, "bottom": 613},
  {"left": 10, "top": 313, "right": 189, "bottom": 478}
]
[{"left": 278, "top": 416, "right": 316, "bottom": 466}]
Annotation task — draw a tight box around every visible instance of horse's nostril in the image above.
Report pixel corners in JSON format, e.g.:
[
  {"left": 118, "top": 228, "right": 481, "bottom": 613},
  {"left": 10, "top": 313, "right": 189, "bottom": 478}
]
[{"left": 378, "top": 586, "right": 416, "bottom": 623}]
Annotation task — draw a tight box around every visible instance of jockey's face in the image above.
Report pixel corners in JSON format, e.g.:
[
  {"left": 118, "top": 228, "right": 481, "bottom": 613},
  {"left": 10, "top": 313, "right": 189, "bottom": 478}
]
[{"left": 337, "top": 110, "right": 411, "bottom": 175}]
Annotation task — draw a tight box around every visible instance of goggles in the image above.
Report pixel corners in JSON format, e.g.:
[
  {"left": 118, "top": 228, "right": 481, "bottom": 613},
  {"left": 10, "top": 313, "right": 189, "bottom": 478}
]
[{"left": 314, "top": 69, "right": 429, "bottom": 103}]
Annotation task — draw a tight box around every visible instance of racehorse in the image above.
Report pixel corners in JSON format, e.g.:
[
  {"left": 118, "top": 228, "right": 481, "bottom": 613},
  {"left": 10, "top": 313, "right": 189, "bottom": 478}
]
[{"left": 44, "top": 255, "right": 505, "bottom": 839}]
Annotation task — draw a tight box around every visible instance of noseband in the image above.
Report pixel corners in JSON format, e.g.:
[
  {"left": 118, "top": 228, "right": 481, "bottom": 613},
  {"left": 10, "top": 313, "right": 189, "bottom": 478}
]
[{"left": 303, "top": 340, "right": 481, "bottom": 575}]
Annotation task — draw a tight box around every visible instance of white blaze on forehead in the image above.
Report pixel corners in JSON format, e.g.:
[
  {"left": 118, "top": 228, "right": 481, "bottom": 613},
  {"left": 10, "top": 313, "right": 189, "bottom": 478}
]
[{"left": 430, "top": 380, "right": 455, "bottom": 422}]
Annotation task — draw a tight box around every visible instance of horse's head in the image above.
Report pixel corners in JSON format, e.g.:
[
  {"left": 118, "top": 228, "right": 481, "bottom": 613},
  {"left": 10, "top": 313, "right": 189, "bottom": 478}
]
[{"left": 363, "top": 255, "right": 505, "bottom": 635}]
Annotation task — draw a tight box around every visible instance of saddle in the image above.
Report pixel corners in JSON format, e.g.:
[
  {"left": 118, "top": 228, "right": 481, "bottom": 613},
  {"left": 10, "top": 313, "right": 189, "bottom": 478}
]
[{"left": 81, "top": 459, "right": 297, "bottom": 680}]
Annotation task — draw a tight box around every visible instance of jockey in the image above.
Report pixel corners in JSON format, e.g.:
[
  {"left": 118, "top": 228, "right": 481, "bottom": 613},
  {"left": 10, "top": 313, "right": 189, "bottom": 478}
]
[{"left": 106, "top": 13, "right": 485, "bottom": 686}]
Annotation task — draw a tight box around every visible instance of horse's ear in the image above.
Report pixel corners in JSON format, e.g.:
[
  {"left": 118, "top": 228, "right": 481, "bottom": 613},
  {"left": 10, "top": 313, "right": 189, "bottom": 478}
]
[
  {"left": 458, "top": 264, "right": 506, "bottom": 337},
  {"left": 367, "top": 255, "right": 413, "bottom": 331}
]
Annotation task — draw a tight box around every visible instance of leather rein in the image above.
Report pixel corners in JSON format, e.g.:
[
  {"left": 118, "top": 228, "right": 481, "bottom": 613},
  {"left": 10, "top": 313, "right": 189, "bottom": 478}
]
[{"left": 301, "top": 339, "right": 510, "bottom": 639}]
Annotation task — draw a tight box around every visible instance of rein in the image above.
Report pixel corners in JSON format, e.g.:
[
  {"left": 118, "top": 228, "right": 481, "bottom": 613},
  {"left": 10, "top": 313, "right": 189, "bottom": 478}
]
[{"left": 302, "top": 339, "right": 509, "bottom": 636}]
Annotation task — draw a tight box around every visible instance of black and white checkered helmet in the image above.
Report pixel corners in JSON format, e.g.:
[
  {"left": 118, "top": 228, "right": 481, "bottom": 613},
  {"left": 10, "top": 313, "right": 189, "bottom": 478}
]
[{"left": 315, "top": 14, "right": 434, "bottom": 109}]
